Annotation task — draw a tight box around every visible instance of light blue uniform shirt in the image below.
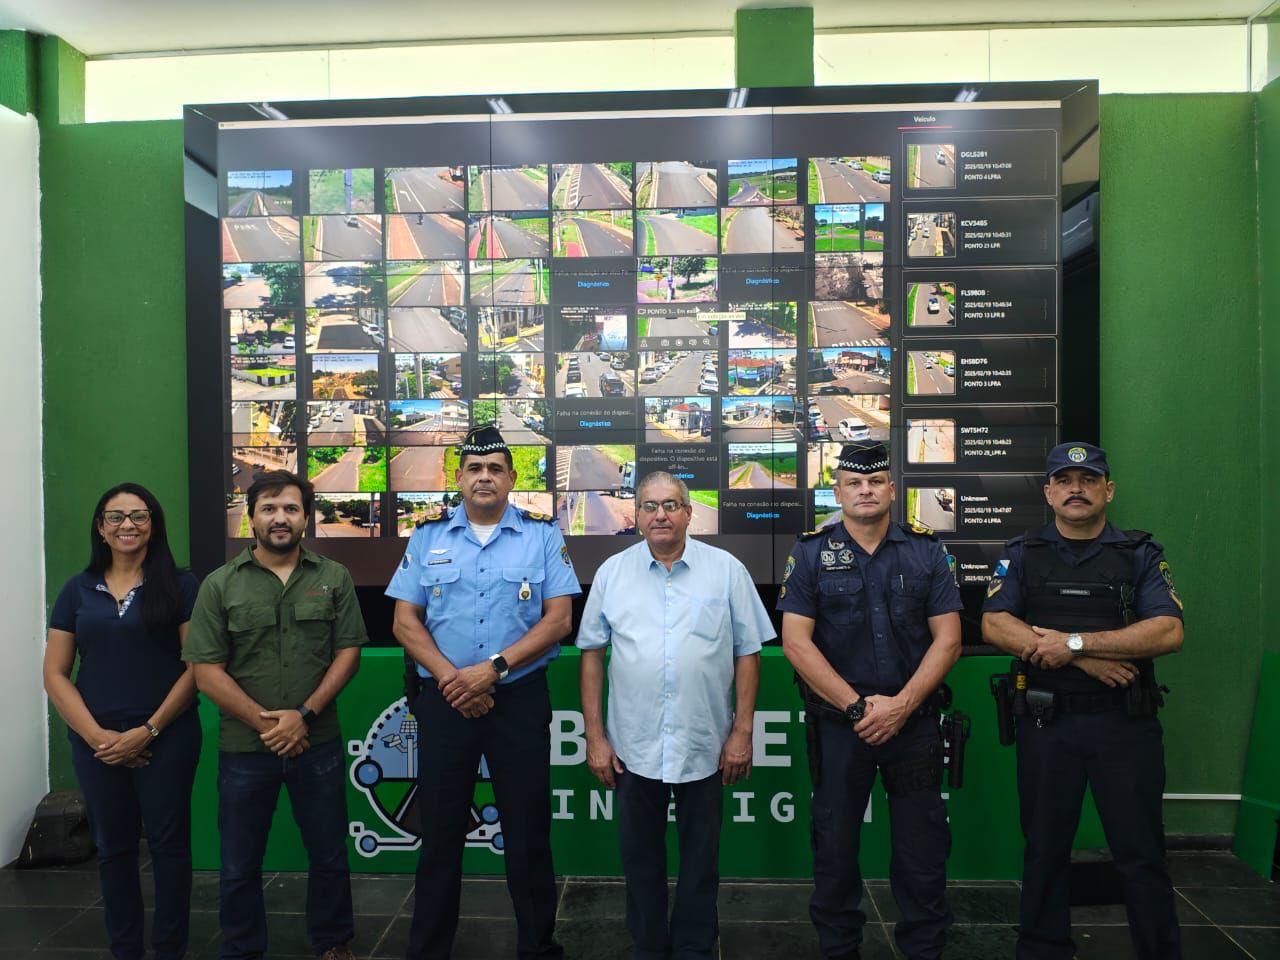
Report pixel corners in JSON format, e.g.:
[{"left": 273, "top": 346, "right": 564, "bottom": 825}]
[
  {"left": 387, "top": 502, "right": 582, "bottom": 682},
  {"left": 576, "top": 537, "right": 774, "bottom": 783}
]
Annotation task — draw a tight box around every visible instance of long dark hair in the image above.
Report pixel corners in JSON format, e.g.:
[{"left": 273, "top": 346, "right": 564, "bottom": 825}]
[{"left": 87, "top": 483, "right": 185, "bottom": 635}]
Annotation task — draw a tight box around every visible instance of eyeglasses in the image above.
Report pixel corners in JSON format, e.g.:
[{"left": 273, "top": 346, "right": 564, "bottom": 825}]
[
  {"left": 638, "top": 499, "right": 685, "bottom": 514},
  {"left": 102, "top": 509, "right": 152, "bottom": 526}
]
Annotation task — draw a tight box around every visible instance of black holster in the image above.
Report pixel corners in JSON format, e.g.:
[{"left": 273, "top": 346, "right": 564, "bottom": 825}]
[
  {"left": 403, "top": 652, "right": 423, "bottom": 705},
  {"left": 941, "top": 710, "right": 971, "bottom": 789}
]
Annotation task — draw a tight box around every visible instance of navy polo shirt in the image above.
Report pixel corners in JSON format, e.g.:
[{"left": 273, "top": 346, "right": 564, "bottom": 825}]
[
  {"left": 49, "top": 571, "right": 199, "bottom": 726},
  {"left": 777, "top": 522, "right": 962, "bottom": 694}
]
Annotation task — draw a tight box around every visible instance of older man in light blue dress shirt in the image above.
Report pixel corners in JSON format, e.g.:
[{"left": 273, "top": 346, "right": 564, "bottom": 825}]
[{"left": 577, "top": 471, "right": 774, "bottom": 960}]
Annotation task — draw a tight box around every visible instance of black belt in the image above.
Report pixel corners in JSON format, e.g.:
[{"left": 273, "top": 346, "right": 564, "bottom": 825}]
[{"left": 1053, "top": 688, "right": 1127, "bottom": 714}]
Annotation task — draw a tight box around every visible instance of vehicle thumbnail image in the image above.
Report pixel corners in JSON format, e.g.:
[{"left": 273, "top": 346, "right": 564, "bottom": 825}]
[
  {"left": 906, "top": 351, "right": 956, "bottom": 396},
  {"left": 907, "top": 419, "right": 957, "bottom": 464},
  {"left": 476, "top": 353, "right": 545, "bottom": 399},
  {"left": 636, "top": 208, "right": 717, "bottom": 257},
  {"left": 814, "top": 204, "right": 883, "bottom": 253},
  {"left": 396, "top": 493, "right": 460, "bottom": 535},
  {"left": 306, "top": 400, "right": 386, "bottom": 446},
  {"left": 807, "top": 156, "right": 890, "bottom": 204},
  {"left": 315, "top": 494, "right": 380, "bottom": 537},
  {"left": 727, "top": 349, "right": 794, "bottom": 396},
  {"left": 814, "top": 253, "right": 883, "bottom": 300},
  {"left": 468, "top": 214, "right": 550, "bottom": 259},
  {"left": 394, "top": 352, "right": 463, "bottom": 400},
  {"left": 310, "top": 353, "right": 380, "bottom": 401},
  {"left": 477, "top": 306, "right": 546, "bottom": 352},
  {"left": 304, "top": 261, "right": 386, "bottom": 311},
  {"left": 553, "top": 210, "right": 633, "bottom": 257},
  {"left": 468, "top": 165, "right": 550, "bottom": 212},
  {"left": 637, "top": 350, "right": 714, "bottom": 396},
  {"left": 554, "top": 352, "right": 633, "bottom": 399},
  {"left": 721, "top": 396, "right": 796, "bottom": 443},
  {"left": 556, "top": 445, "right": 636, "bottom": 492},
  {"left": 386, "top": 261, "right": 465, "bottom": 308},
  {"left": 308, "top": 168, "right": 376, "bottom": 215},
  {"left": 728, "top": 442, "right": 797, "bottom": 489},
  {"left": 303, "top": 215, "right": 383, "bottom": 262},
  {"left": 471, "top": 398, "right": 552, "bottom": 445},
  {"left": 223, "top": 262, "right": 300, "bottom": 310},
  {"left": 908, "top": 282, "right": 956, "bottom": 327},
  {"left": 636, "top": 257, "right": 718, "bottom": 303},
  {"left": 468, "top": 259, "right": 549, "bottom": 307},
  {"left": 385, "top": 213, "right": 467, "bottom": 260},
  {"left": 308, "top": 447, "right": 387, "bottom": 494},
  {"left": 644, "top": 396, "right": 712, "bottom": 443},
  {"left": 906, "top": 213, "right": 956, "bottom": 259},
  {"left": 808, "top": 300, "right": 889, "bottom": 347},
  {"left": 637, "top": 305, "right": 716, "bottom": 343},
  {"left": 721, "top": 206, "right": 804, "bottom": 254},
  {"left": 388, "top": 399, "right": 469, "bottom": 445},
  {"left": 727, "top": 158, "right": 798, "bottom": 206},
  {"left": 908, "top": 486, "right": 957, "bottom": 533},
  {"left": 635, "top": 161, "right": 716, "bottom": 208},
  {"left": 305, "top": 307, "right": 385, "bottom": 352},
  {"left": 384, "top": 167, "right": 466, "bottom": 214},
  {"left": 727, "top": 301, "right": 798, "bottom": 349},
  {"left": 222, "top": 217, "right": 300, "bottom": 264},
  {"left": 226, "top": 170, "right": 293, "bottom": 217},
  {"left": 907, "top": 144, "right": 956, "bottom": 190},
  {"left": 389, "top": 306, "right": 468, "bottom": 353},
  {"left": 557, "top": 490, "right": 637, "bottom": 537},
  {"left": 551, "top": 163, "right": 634, "bottom": 210}
]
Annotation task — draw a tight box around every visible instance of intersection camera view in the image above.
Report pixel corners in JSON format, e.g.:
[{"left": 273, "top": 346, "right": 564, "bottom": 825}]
[{"left": 212, "top": 94, "right": 1071, "bottom": 587}]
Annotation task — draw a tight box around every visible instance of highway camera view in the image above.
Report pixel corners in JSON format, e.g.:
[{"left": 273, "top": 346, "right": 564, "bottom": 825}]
[{"left": 214, "top": 100, "right": 1064, "bottom": 581}]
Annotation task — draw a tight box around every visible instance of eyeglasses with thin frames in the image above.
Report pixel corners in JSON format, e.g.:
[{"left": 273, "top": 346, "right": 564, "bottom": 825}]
[
  {"left": 638, "top": 499, "right": 685, "bottom": 514},
  {"left": 102, "top": 510, "right": 152, "bottom": 526}
]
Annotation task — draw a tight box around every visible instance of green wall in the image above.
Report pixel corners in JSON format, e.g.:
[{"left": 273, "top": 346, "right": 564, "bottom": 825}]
[
  {"left": 1260, "top": 77, "right": 1280, "bottom": 659},
  {"left": 25, "top": 31, "right": 1270, "bottom": 838}
]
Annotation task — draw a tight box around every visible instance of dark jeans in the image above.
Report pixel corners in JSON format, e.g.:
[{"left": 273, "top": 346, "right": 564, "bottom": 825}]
[
  {"left": 616, "top": 770, "right": 722, "bottom": 960},
  {"left": 217, "top": 738, "right": 354, "bottom": 960},
  {"left": 1016, "top": 712, "right": 1180, "bottom": 960},
  {"left": 408, "top": 671, "right": 561, "bottom": 960},
  {"left": 809, "top": 716, "right": 952, "bottom": 960},
  {"left": 70, "top": 707, "right": 201, "bottom": 960}
]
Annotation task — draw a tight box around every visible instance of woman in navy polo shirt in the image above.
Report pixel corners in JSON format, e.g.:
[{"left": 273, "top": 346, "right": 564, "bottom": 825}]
[{"left": 43, "top": 483, "right": 202, "bottom": 960}]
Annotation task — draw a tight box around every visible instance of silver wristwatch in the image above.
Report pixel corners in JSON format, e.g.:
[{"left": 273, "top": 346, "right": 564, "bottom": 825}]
[{"left": 1066, "top": 633, "right": 1084, "bottom": 656}]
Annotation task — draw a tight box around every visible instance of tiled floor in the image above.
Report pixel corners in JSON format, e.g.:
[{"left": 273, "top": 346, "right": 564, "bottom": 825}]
[{"left": 0, "top": 851, "right": 1274, "bottom": 958}]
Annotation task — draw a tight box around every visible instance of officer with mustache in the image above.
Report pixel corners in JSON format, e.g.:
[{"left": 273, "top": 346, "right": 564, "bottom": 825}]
[{"left": 982, "top": 442, "right": 1185, "bottom": 960}]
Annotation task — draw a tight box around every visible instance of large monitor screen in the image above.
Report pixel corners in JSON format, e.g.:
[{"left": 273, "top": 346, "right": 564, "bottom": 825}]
[{"left": 186, "top": 82, "right": 1100, "bottom": 640}]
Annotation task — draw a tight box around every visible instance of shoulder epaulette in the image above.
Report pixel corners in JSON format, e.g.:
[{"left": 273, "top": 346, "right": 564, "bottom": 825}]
[
  {"left": 1118, "top": 528, "right": 1155, "bottom": 548},
  {"left": 415, "top": 512, "right": 449, "bottom": 527},
  {"left": 900, "top": 520, "right": 937, "bottom": 539},
  {"left": 519, "top": 508, "right": 555, "bottom": 523},
  {"left": 797, "top": 526, "right": 828, "bottom": 541}
]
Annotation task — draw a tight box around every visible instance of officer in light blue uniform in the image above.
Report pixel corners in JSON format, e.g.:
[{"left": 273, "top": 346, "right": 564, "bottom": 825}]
[{"left": 387, "top": 426, "right": 581, "bottom": 960}]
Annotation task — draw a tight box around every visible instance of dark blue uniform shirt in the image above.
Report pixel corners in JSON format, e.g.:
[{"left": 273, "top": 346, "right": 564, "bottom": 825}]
[
  {"left": 982, "top": 521, "right": 1183, "bottom": 622},
  {"left": 777, "top": 522, "right": 963, "bottom": 693},
  {"left": 50, "top": 571, "right": 199, "bottom": 726}
]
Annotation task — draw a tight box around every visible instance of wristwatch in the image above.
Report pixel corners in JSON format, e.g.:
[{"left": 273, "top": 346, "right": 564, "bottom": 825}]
[
  {"left": 297, "top": 705, "right": 316, "bottom": 725},
  {"left": 1066, "top": 633, "right": 1085, "bottom": 656},
  {"left": 844, "top": 698, "right": 866, "bottom": 723},
  {"left": 489, "top": 654, "right": 510, "bottom": 680}
]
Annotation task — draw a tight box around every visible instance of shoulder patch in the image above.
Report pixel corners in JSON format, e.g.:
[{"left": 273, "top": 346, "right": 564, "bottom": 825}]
[
  {"left": 901, "top": 520, "right": 937, "bottom": 538},
  {"left": 1158, "top": 559, "right": 1183, "bottom": 610},
  {"left": 415, "top": 512, "right": 448, "bottom": 527},
  {"left": 986, "top": 577, "right": 1004, "bottom": 599},
  {"left": 520, "top": 508, "right": 555, "bottom": 523}
]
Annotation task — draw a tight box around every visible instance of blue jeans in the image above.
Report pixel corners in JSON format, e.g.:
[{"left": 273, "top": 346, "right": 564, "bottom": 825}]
[
  {"left": 70, "top": 708, "right": 201, "bottom": 960},
  {"left": 217, "top": 738, "right": 354, "bottom": 960}
]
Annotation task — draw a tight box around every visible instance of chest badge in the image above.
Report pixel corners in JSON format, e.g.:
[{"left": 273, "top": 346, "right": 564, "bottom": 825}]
[
  {"left": 432, "top": 585, "right": 442, "bottom": 598},
  {"left": 838, "top": 549, "right": 854, "bottom": 565},
  {"left": 820, "top": 550, "right": 836, "bottom": 566},
  {"left": 518, "top": 580, "right": 532, "bottom": 601}
]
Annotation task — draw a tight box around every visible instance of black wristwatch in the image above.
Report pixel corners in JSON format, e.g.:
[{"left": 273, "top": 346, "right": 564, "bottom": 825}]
[
  {"left": 297, "top": 705, "right": 315, "bottom": 726},
  {"left": 489, "top": 654, "right": 510, "bottom": 680},
  {"left": 844, "top": 698, "right": 866, "bottom": 724}
]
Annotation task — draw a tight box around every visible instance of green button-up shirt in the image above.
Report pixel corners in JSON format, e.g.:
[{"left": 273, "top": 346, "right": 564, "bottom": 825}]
[{"left": 184, "top": 547, "right": 368, "bottom": 752}]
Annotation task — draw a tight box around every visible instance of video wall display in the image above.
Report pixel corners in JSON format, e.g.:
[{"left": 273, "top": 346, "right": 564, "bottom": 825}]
[{"left": 191, "top": 84, "right": 1100, "bottom": 627}]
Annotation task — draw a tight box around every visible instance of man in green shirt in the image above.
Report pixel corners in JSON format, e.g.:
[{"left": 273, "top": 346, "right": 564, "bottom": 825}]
[{"left": 185, "top": 471, "right": 367, "bottom": 960}]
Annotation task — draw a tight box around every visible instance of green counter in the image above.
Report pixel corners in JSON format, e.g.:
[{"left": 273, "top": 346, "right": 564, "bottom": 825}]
[{"left": 190, "top": 647, "right": 1109, "bottom": 879}]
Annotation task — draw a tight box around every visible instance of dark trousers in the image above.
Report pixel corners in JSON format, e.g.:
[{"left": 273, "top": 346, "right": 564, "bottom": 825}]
[
  {"left": 809, "top": 716, "right": 952, "bottom": 960},
  {"left": 408, "top": 671, "right": 561, "bottom": 960},
  {"left": 1015, "top": 711, "right": 1180, "bottom": 960},
  {"left": 615, "top": 770, "right": 722, "bottom": 960},
  {"left": 70, "top": 708, "right": 201, "bottom": 960},
  {"left": 217, "top": 738, "right": 355, "bottom": 960}
]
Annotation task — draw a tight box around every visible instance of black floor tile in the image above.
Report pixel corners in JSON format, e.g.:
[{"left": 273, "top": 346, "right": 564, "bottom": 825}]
[
  {"left": 39, "top": 906, "right": 221, "bottom": 953},
  {"left": 1178, "top": 885, "right": 1280, "bottom": 927},
  {"left": 262, "top": 873, "right": 309, "bottom": 914},
  {"left": 0, "top": 905, "right": 81, "bottom": 949},
  {"left": 1168, "top": 852, "right": 1275, "bottom": 888},
  {"left": 718, "top": 881, "right": 813, "bottom": 923},
  {"left": 0, "top": 868, "right": 103, "bottom": 908},
  {"left": 554, "top": 917, "right": 631, "bottom": 960},
  {"left": 557, "top": 879, "right": 626, "bottom": 920},
  {"left": 376, "top": 915, "right": 521, "bottom": 959},
  {"left": 1074, "top": 922, "right": 1253, "bottom": 959},
  {"left": 458, "top": 876, "right": 527, "bottom": 919},
  {"left": 944, "top": 924, "right": 1019, "bottom": 960},
  {"left": 948, "top": 883, "right": 1021, "bottom": 924},
  {"left": 1071, "top": 889, "right": 1211, "bottom": 926},
  {"left": 1224, "top": 926, "right": 1280, "bottom": 959},
  {"left": 351, "top": 874, "right": 415, "bottom": 916},
  {"left": 140, "top": 869, "right": 221, "bottom": 911},
  {"left": 205, "top": 913, "right": 393, "bottom": 959}
]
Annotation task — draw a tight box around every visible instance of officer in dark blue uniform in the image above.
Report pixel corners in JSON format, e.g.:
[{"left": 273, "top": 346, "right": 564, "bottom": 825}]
[
  {"left": 982, "top": 441, "right": 1184, "bottom": 960},
  {"left": 388, "top": 426, "right": 581, "bottom": 960},
  {"left": 779, "top": 440, "right": 963, "bottom": 960}
]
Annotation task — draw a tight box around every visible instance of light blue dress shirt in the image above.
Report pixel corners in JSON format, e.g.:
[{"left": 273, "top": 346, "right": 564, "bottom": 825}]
[
  {"left": 576, "top": 537, "right": 774, "bottom": 783},
  {"left": 386, "top": 502, "right": 582, "bottom": 682}
]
